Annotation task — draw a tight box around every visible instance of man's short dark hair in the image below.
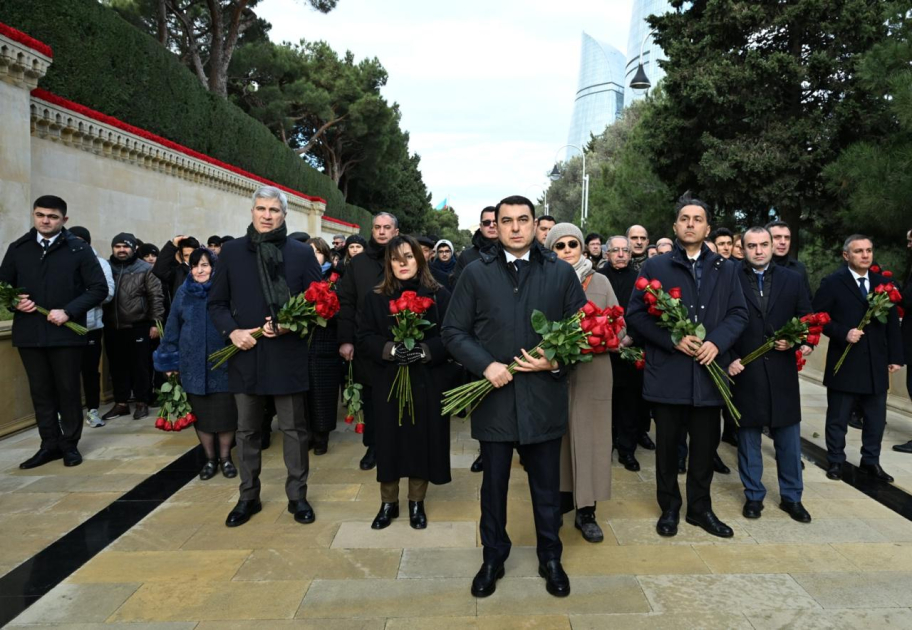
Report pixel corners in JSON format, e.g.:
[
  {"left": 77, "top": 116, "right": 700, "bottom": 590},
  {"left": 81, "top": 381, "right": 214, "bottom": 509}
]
[
  {"left": 674, "top": 192, "right": 712, "bottom": 224},
  {"left": 712, "top": 227, "right": 734, "bottom": 242},
  {"left": 221, "top": 235, "right": 235, "bottom": 242},
  {"left": 536, "top": 215, "right": 556, "bottom": 224},
  {"left": 480, "top": 206, "right": 496, "bottom": 220},
  {"left": 765, "top": 220, "right": 791, "bottom": 231},
  {"left": 585, "top": 232, "right": 602, "bottom": 245},
  {"left": 743, "top": 226, "right": 771, "bottom": 240},
  {"left": 207, "top": 235, "right": 222, "bottom": 247},
  {"left": 494, "top": 196, "right": 535, "bottom": 220},
  {"left": 178, "top": 237, "right": 201, "bottom": 250},
  {"left": 647, "top": 244, "right": 657, "bottom": 252},
  {"left": 33, "top": 195, "right": 67, "bottom": 216},
  {"left": 69, "top": 226, "right": 91, "bottom": 244}
]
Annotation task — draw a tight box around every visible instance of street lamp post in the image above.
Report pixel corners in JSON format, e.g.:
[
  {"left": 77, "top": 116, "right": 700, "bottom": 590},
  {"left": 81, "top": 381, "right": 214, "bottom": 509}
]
[
  {"left": 629, "top": 27, "right": 658, "bottom": 91},
  {"left": 549, "top": 144, "right": 589, "bottom": 229}
]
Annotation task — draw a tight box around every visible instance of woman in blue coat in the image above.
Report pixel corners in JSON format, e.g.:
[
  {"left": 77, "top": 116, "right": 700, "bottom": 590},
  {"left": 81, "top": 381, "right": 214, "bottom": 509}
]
[{"left": 154, "top": 249, "right": 238, "bottom": 480}]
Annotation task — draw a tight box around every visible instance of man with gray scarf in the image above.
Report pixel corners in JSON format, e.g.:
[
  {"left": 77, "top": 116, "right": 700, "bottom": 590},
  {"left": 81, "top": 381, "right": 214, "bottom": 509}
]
[
  {"left": 626, "top": 225, "right": 650, "bottom": 272},
  {"left": 209, "top": 186, "right": 323, "bottom": 528}
]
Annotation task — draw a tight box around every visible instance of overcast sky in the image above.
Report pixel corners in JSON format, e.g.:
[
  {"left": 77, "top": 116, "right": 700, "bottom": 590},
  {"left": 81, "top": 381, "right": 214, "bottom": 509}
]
[{"left": 259, "top": 0, "right": 635, "bottom": 229}]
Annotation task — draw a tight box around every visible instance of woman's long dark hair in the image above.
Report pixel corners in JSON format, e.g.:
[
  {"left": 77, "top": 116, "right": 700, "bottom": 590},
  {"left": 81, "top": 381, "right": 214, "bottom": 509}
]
[{"left": 375, "top": 235, "right": 441, "bottom": 296}]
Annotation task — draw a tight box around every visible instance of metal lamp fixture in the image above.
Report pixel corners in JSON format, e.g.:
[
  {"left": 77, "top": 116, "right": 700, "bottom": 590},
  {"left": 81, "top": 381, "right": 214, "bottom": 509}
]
[
  {"left": 629, "top": 27, "right": 658, "bottom": 91},
  {"left": 548, "top": 164, "right": 561, "bottom": 181}
]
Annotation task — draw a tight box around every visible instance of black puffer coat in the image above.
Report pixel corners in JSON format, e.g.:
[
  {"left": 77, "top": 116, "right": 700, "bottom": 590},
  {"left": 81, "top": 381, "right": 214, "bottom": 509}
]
[
  {"left": 442, "top": 242, "right": 587, "bottom": 445},
  {"left": 449, "top": 229, "right": 496, "bottom": 288}
]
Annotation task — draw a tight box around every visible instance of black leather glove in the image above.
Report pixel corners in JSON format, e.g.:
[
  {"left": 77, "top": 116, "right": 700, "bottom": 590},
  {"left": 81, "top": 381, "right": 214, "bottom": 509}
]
[{"left": 394, "top": 343, "right": 424, "bottom": 365}]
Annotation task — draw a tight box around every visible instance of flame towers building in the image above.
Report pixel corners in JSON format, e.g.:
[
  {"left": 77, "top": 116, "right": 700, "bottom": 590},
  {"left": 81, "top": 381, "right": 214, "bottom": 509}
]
[
  {"left": 624, "top": 0, "right": 674, "bottom": 107},
  {"left": 565, "top": 32, "right": 627, "bottom": 154}
]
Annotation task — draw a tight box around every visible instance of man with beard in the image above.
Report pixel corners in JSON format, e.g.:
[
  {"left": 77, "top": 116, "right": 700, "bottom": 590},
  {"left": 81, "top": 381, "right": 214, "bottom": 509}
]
[
  {"left": 599, "top": 235, "right": 654, "bottom": 473},
  {"left": 209, "top": 186, "right": 323, "bottom": 527},
  {"left": 337, "top": 212, "right": 400, "bottom": 470},
  {"left": 451, "top": 206, "right": 498, "bottom": 288},
  {"left": 626, "top": 225, "right": 650, "bottom": 272},
  {"left": 102, "top": 233, "right": 165, "bottom": 422},
  {"left": 429, "top": 239, "right": 456, "bottom": 286},
  {"left": 1, "top": 196, "right": 108, "bottom": 468},
  {"left": 627, "top": 194, "right": 748, "bottom": 539}
]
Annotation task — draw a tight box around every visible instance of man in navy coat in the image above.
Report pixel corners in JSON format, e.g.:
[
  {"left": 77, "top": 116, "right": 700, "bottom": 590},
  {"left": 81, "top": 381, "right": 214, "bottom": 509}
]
[
  {"left": 812, "top": 234, "right": 903, "bottom": 481},
  {"left": 727, "top": 227, "right": 812, "bottom": 523},
  {"left": 627, "top": 194, "right": 748, "bottom": 539}
]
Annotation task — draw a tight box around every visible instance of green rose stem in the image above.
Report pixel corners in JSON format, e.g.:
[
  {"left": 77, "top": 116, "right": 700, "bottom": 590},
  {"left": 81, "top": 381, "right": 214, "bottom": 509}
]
[
  {"left": 0, "top": 282, "right": 87, "bottom": 335},
  {"left": 833, "top": 312, "right": 874, "bottom": 375}
]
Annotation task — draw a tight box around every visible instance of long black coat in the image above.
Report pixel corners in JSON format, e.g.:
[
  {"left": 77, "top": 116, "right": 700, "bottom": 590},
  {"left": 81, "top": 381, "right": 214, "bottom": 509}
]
[
  {"left": 902, "top": 276, "right": 911, "bottom": 367},
  {"left": 600, "top": 264, "right": 640, "bottom": 386},
  {"left": 442, "top": 242, "right": 587, "bottom": 445},
  {"left": 772, "top": 255, "right": 812, "bottom": 301},
  {"left": 812, "top": 266, "right": 904, "bottom": 395},
  {"left": 357, "top": 283, "right": 452, "bottom": 484},
  {"left": 626, "top": 243, "right": 749, "bottom": 407},
  {"left": 307, "top": 267, "right": 342, "bottom": 434},
  {"left": 0, "top": 228, "right": 107, "bottom": 348},
  {"left": 208, "top": 235, "right": 322, "bottom": 395},
  {"left": 336, "top": 239, "right": 385, "bottom": 383},
  {"left": 449, "top": 229, "right": 495, "bottom": 288},
  {"left": 730, "top": 263, "right": 811, "bottom": 428}
]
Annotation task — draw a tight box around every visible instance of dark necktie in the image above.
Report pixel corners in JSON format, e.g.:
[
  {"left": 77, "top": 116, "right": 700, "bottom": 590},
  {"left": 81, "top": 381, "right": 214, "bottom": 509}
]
[
  {"left": 41, "top": 238, "right": 51, "bottom": 259},
  {"left": 858, "top": 276, "right": 867, "bottom": 299},
  {"left": 513, "top": 259, "right": 527, "bottom": 273},
  {"left": 757, "top": 271, "right": 764, "bottom": 296}
]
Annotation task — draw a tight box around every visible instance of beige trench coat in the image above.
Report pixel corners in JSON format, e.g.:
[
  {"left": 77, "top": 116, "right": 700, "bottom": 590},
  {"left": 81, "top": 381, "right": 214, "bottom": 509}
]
[{"left": 560, "top": 271, "right": 620, "bottom": 508}]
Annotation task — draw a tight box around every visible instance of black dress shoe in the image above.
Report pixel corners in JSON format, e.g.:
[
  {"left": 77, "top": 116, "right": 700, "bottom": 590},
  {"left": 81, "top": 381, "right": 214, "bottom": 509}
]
[
  {"left": 848, "top": 412, "right": 864, "bottom": 430},
  {"left": 62, "top": 448, "right": 82, "bottom": 467},
  {"left": 826, "top": 463, "right": 842, "bottom": 480},
  {"left": 713, "top": 453, "right": 731, "bottom": 475},
  {"left": 470, "top": 563, "right": 504, "bottom": 598},
  {"left": 678, "top": 458, "right": 687, "bottom": 474},
  {"left": 261, "top": 431, "right": 271, "bottom": 450},
  {"left": 742, "top": 500, "right": 764, "bottom": 519},
  {"left": 893, "top": 441, "right": 912, "bottom": 454},
  {"left": 371, "top": 502, "right": 399, "bottom": 529},
  {"left": 288, "top": 498, "right": 316, "bottom": 524},
  {"left": 101, "top": 403, "right": 130, "bottom": 421},
  {"left": 859, "top": 463, "right": 894, "bottom": 482},
  {"left": 720, "top": 431, "right": 738, "bottom": 447},
  {"left": 575, "top": 510, "right": 604, "bottom": 543},
  {"left": 199, "top": 460, "right": 218, "bottom": 481},
  {"left": 656, "top": 509, "right": 679, "bottom": 537},
  {"left": 313, "top": 433, "right": 328, "bottom": 456},
  {"left": 360, "top": 446, "right": 377, "bottom": 471},
  {"left": 19, "top": 448, "right": 62, "bottom": 470},
  {"left": 470, "top": 454, "right": 483, "bottom": 473},
  {"left": 618, "top": 452, "right": 641, "bottom": 472},
  {"left": 225, "top": 500, "right": 262, "bottom": 527},
  {"left": 638, "top": 433, "right": 656, "bottom": 450},
  {"left": 409, "top": 500, "right": 427, "bottom": 529},
  {"left": 685, "top": 510, "right": 734, "bottom": 538},
  {"left": 538, "top": 559, "right": 570, "bottom": 597},
  {"left": 219, "top": 457, "right": 238, "bottom": 479},
  {"left": 779, "top": 501, "right": 812, "bottom": 523}
]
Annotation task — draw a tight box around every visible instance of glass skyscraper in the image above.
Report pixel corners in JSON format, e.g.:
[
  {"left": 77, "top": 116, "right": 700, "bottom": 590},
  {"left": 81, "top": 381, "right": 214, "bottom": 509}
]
[
  {"left": 565, "top": 32, "right": 627, "bottom": 155},
  {"left": 624, "top": 0, "right": 674, "bottom": 108}
]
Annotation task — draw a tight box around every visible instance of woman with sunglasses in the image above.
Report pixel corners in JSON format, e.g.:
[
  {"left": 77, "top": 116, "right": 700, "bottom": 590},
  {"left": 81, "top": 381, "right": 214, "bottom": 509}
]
[{"left": 544, "top": 223, "right": 622, "bottom": 543}]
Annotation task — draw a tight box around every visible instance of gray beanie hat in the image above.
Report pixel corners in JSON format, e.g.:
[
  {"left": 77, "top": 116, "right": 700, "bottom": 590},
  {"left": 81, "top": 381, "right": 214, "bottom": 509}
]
[
  {"left": 544, "top": 222, "right": 584, "bottom": 251},
  {"left": 434, "top": 239, "right": 454, "bottom": 253}
]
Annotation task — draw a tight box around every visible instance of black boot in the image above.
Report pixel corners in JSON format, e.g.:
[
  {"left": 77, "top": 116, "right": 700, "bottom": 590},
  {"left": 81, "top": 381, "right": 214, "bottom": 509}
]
[
  {"left": 313, "top": 432, "right": 328, "bottom": 456},
  {"left": 409, "top": 500, "right": 427, "bottom": 529},
  {"left": 360, "top": 446, "right": 377, "bottom": 471},
  {"left": 371, "top": 502, "right": 399, "bottom": 529}
]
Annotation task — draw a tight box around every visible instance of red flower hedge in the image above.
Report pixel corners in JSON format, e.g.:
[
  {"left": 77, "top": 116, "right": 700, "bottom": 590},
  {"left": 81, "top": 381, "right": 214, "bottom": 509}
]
[{"left": 0, "top": 22, "right": 53, "bottom": 58}]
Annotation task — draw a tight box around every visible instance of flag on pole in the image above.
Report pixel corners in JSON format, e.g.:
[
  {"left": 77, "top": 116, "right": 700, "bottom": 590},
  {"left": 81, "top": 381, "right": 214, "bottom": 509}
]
[{"left": 434, "top": 198, "right": 449, "bottom": 211}]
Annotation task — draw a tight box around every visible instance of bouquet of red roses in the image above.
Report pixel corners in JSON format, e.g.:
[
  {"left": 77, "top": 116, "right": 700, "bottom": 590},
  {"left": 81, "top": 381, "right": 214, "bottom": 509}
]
[
  {"left": 739, "top": 312, "right": 830, "bottom": 366},
  {"left": 634, "top": 276, "right": 740, "bottom": 422},
  {"left": 442, "top": 308, "right": 593, "bottom": 417},
  {"left": 833, "top": 282, "right": 902, "bottom": 374},
  {"left": 208, "top": 280, "right": 340, "bottom": 369},
  {"left": 342, "top": 362, "right": 365, "bottom": 434},
  {"left": 579, "top": 301, "right": 624, "bottom": 354},
  {"left": 388, "top": 291, "right": 436, "bottom": 425},
  {"left": 619, "top": 346, "right": 645, "bottom": 370},
  {"left": 0, "top": 281, "right": 88, "bottom": 335},
  {"left": 153, "top": 374, "right": 195, "bottom": 432}
]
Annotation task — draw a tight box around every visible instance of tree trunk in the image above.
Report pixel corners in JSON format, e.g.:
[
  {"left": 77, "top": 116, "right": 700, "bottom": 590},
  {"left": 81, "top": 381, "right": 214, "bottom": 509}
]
[
  {"left": 156, "top": 0, "right": 168, "bottom": 45},
  {"left": 780, "top": 205, "right": 802, "bottom": 256}
]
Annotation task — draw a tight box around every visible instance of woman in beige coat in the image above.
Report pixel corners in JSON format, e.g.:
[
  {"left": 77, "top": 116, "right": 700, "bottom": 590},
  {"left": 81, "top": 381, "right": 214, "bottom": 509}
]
[{"left": 545, "top": 224, "right": 620, "bottom": 543}]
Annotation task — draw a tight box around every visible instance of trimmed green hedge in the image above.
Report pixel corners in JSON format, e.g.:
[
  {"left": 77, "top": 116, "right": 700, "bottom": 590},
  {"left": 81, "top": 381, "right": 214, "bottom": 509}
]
[{"left": 0, "top": 0, "right": 371, "bottom": 234}]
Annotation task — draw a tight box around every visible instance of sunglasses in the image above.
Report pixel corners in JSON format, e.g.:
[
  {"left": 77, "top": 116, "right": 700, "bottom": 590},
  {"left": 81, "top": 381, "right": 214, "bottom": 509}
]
[
  {"left": 553, "top": 240, "right": 580, "bottom": 251},
  {"left": 481, "top": 220, "right": 496, "bottom": 227}
]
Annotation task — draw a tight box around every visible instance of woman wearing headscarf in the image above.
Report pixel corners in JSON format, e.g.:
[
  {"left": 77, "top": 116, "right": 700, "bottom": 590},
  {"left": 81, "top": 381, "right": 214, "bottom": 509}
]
[{"left": 544, "top": 223, "right": 621, "bottom": 543}]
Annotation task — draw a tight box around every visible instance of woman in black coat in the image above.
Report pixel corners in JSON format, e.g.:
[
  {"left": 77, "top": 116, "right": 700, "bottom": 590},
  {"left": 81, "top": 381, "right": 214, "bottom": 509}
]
[
  {"left": 304, "top": 237, "right": 342, "bottom": 455},
  {"left": 356, "top": 235, "right": 452, "bottom": 530}
]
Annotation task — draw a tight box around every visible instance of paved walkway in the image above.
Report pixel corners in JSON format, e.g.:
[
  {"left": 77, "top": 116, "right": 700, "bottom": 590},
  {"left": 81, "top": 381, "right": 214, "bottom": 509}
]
[{"left": 1, "top": 380, "right": 912, "bottom": 629}]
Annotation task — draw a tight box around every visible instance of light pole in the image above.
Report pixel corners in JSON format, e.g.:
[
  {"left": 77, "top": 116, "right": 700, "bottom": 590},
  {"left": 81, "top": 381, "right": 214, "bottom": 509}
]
[
  {"left": 549, "top": 144, "right": 589, "bottom": 229},
  {"left": 526, "top": 185, "right": 549, "bottom": 215},
  {"left": 629, "top": 27, "right": 658, "bottom": 91}
]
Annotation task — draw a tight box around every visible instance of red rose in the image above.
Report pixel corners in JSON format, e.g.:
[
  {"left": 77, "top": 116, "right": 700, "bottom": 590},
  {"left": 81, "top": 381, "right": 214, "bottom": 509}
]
[
  {"left": 592, "top": 344, "right": 608, "bottom": 354},
  {"left": 883, "top": 270, "right": 893, "bottom": 278},
  {"left": 329, "top": 272, "right": 340, "bottom": 283},
  {"left": 898, "top": 306, "right": 905, "bottom": 319},
  {"left": 635, "top": 277, "right": 649, "bottom": 291},
  {"left": 344, "top": 415, "right": 354, "bottom": 424},
  {"left": 647, "top": 305, "right": 662, "bottom": 317},
  {"left": 582, "top": 301, "right": 598, "bottom": 316},
  {"left": 304, "top": 287, "right": 318, "bottom": 302},
  {"left": 614, "top": 316, "right": 626, "bottom": 332},
  {"left": 889, "top": 290, "right": 902, "bottom": 304},
  {"left": 649, "top": 279, "right": 662, "bottom": 291},
  {"left": 587, "top": 335, "right": 603, "bottom": 347},
  {"left": 396, "top": 297, "right": 410, "bottom": 312},
  {"left": 354, "top": 422, "right": 365, "bottom": 434},
  {"left": 634, "top": 359, "right": 645, "bottom": 370},
  {"left": 875, "top": 285, "right": 886, "bottom": 295},
  {"left": 668, "top": 287, "right": 682, "bottom": 299},
  {"left": 610, "top": 306, "right": 625, "bottom": 319},
  {"left": 808, "top": 325, "right": 823, "bottom": 335},
  {"left": 871, "top": 265, "right": 881, "bottom": 273},
  {"left": 806, "top": 333, "right": 821, "bottom": 346},
  {"left": 164, "top": 421, "right": 173, "bottom": 432},
  {"left": 644, "top": 292, "right": 658, "bottom": 306},
  {"left": 816, "top": 313, "right": 831, "bottom": 325},
  {"left": 581, "top": 318, "right": 595, "bottom": 332},
  {"left": 885, "top": 283, "right": 896, "bottom": 292},
  {"left": 581, "top": 347, "right": 593, "bottom": 355},
  {"left": 389, "top": 300, "right": 400, "bottom": 315},
  {"left": 605, "top": 333, "right": 620, "bottom": 350},
  {"left": 591, "top": 325, "right": 606, "bottom": 337},
  {"left": 155, "top": 417, "right": 166, "bottom": 429}
]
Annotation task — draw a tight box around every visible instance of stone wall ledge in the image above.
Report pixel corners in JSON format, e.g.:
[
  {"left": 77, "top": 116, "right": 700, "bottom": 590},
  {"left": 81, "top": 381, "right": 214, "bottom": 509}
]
[{"left": 0, "top": 29, "right": 52, "bottom": 89}]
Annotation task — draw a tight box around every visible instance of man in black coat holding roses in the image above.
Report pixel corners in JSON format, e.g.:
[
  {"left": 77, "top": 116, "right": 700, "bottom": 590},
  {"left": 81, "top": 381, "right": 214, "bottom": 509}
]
[
  {"left": 726, "top": 227, "right": 813, "bottom": 523},
  {"left": 443, "top": 195, "right": 586, "bottom": 599},
  {"left": 209, "top": 186, "right": 322, "bottom": 528},
  {"left": 627, "top": 193, "right": 748, "bottom": 540}
]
